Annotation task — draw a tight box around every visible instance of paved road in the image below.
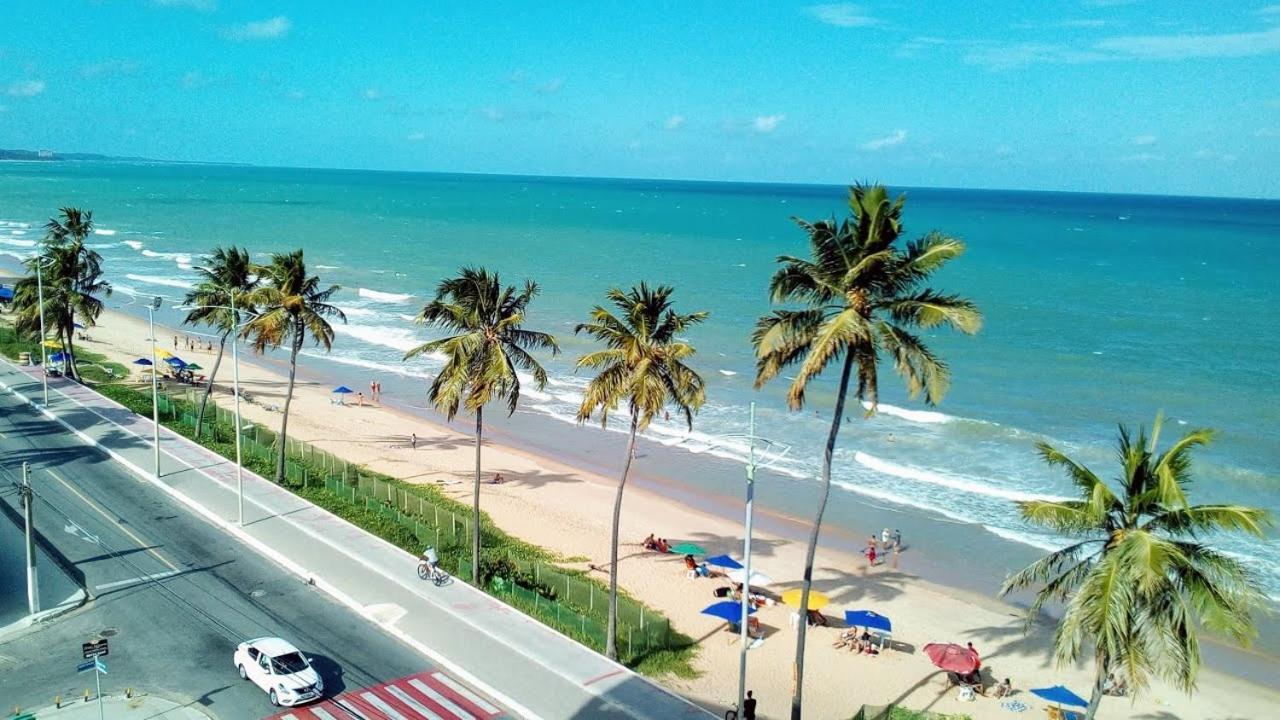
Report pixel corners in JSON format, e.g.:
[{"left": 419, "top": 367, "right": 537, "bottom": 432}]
[{"left": 0, "top": 389, "right": 510, "bottom": 720}]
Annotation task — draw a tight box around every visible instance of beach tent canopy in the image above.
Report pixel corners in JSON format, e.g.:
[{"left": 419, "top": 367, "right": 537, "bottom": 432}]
[
  {"left": 49, "top": 351, "right": 69, "bottom": 363},
  {"left": 668, "top": 542, "right": 706, "bottom": 556},
  {"left": 844, "top": 610, "right": 892, "bottom": 633},
  {"left": 923, "top": 643, "right": 980, "bottom": 674},
  {"left": 781, "top": 588, "right": 830, "bottom": 610},
  {"left": 727, "top": 568, "right": 773, "bottom": 587},
  {"left": 0, "top": 287, "right": 13, "bottom": 300},
  {"left": 132, "top": 358, "right": 154, "bottom": 366},
  {"left": 1030, "top": 686, "right": 1088, "bottom": 708},
  {"left": 74, "top": 322, "right": 85, "bottom": 329},
  {"left": 701, "top": 601, "right": 756, "bottom": 623},
  {"left": 41, "top": 339, "right": 63, "bottom": 349},
  {"left": 165, "top": 356, "right": 187, "bottom": 368},
  {"left": 332, "top": 385, "right": 355, "bottom": 394},
  {"left": 184, "top": 363, "right": 203, "bottom": 371},
  {"left": 155, "top": 349, "right": 174, "bottom": 359},
  {"left": 704, "top": 554, "right": 743, "bottom": 570}
]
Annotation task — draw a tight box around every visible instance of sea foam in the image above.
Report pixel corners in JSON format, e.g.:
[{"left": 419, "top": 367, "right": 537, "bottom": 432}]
[
  {"left": 124, "top": 273, "right": 195, "bottom": 289},
  {"left": 331, "top": 324, "right": 422, "bottom": 354},
  {"left": 862, "top": 401, "right": 957, "bottom": 424},
  {"left": 854, "top": 451, "right": 1072, "bottom": 503},
  {"left": 358, "top": 287, "right": 414, "bottom": 303}
]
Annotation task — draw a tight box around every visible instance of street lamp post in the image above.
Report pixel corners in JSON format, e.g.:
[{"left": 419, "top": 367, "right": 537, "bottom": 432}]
[
  {"left": 675, "top": 402, "right": 789, "bottom": 717},
  {"left": 34, "top": 254, "right": 50, "bottom": 406},
  {"left": 174, "top": 299, "right": 255, "bottom": 525},
  {"left": 146, "top": 296, "right": 163, "bottom": 480}
]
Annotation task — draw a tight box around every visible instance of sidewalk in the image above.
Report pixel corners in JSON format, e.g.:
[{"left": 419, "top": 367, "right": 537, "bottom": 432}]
[
  {"left": 9, "top": 693, "right": 212, "bottom": 720},
  {"left": 0, "top": 360, "right": 713, "bottom": 720}
]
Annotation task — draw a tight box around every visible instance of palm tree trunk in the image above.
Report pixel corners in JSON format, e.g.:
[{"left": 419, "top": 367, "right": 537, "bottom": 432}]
[
  {"left": 606, "top": 412, "right": 639, "bottom": 662},
  {"left": 790, "top": 352, "right": 856, "bottom": 720},
  {"left": 471, "top": 406, "right": 483, "bottom": 585},
  {"left": 62, "top": 317, "right": 77, "bottom": 380},
  {"left": 275, "top": 330, "right": 302, "bottom": 484},
  {"left": 195, "top": 331, "right": 228, "bottom": 440},
  {"left": 1084, "top": 650, "right": 1108, "bottom": 720}
]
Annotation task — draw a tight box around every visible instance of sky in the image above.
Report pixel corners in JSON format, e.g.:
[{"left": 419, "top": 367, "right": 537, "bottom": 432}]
[{"left": 1, "top": 1, "right": 1278, "bottom": 198}]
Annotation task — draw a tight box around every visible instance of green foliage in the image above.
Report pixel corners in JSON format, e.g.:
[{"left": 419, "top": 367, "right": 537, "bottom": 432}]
[{"left": 1001, "top": 417, "right": 1272, "bottom": 717}]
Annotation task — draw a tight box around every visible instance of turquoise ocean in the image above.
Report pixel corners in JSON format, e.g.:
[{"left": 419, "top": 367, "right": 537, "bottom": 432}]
[{"left": 2, "top": 162, "right": 1278, "bottom": 608}]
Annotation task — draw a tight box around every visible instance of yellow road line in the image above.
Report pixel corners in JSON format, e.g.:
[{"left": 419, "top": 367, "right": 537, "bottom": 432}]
[{"left": 45, "top": 468, "right": 181, "bottom": 573}]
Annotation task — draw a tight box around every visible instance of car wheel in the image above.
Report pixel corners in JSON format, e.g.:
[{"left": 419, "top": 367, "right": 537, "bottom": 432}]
[
  {"left": 238, "top": 664, "right": 247, "bottom": 680},
  {"left": 269, "top": 689, "right": 279, "bottom": 706}
]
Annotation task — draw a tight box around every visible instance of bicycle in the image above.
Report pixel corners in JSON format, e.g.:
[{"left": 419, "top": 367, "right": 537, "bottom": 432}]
[{"left": 417, "top": 560, "right": 450, "bottom": 586}]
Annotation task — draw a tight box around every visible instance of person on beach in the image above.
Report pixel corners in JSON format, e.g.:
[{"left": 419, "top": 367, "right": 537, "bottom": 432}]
[
  {"left": 994, "top": 677, "right": 1012, "bottom": 698},
  {"left": 410, "top": 432, "right": 417, "bottom": 449},
  {"left": 173, "top": 335, "right": 178, "bottom": 348},
  {"left": 357, "top": 392, "right": 365, "bottom": 406},
  {"left": 866, "top": 539, "right": 877, "bottom": 567},
  {"left": 643, "top": 533, "right": 657, "bottom": 551},
  {"left": 967, "top": 641, "right": 981, "bottom": 668},
  {"left": 891, "top": 528, "right": 902, "bottom": 550},
  {"left": 742, "top": 690, "right": 756, "bottom": 720},
  {"left": 656, "top": 538, "right": 670, "bottom": 553},
  {"left": 490, "top": 473, "right": 505, "bottom": 484},
  {"left": 880, "top": 527, "right": 891, "bottom": 552},
  {"left": 684, "top": 554, "right": 697, "bottom": 572},
  {"left": 833, "top": 626, "right": 860, "bottom": 650}
]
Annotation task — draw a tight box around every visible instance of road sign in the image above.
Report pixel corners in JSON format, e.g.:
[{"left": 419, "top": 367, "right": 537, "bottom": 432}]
[
  {"left": 82, "top": 639, "right": 108, "bottom": 658},
  {"left": 95, "top": 658, "right": 108, "bottom": 674},
  {"left": 76, "top": 660, "right": 95, "bottom": 673}
]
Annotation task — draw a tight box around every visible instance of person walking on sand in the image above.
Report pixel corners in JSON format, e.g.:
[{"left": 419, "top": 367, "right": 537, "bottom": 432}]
[
  {"left": 742, "top": 690, "right": 757, "bottom": 720},
  {"left": 891, "top": 528, "right": 902, "bottom": 551},
  {"left": 880, "top": 527, "right": 891, "bottom": 553},
  {"left": 357, "top": 392, "right": 364, "bottom": 407},
  {"left": 410, "top": 432, "right": 417, "bottom": 449}
]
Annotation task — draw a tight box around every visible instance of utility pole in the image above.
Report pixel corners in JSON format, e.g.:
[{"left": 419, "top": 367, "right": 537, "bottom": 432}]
[{"left": 21, "top": 461, "right": 39, "bottom": 614}]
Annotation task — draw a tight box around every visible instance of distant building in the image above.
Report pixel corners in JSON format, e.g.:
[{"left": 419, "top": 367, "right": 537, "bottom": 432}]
[{"left": 37, "top": 149, "right": 54, "bottom": 158}]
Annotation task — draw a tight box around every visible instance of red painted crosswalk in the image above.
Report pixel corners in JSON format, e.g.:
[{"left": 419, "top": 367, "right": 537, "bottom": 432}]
[{"left": 266, "top": 671, "right": 506, "bottom": 720}]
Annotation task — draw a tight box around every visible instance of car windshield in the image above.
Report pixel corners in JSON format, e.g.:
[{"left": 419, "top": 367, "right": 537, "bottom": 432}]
[{"left": 270, "top": 652, "right": 309, "bottom": 675}]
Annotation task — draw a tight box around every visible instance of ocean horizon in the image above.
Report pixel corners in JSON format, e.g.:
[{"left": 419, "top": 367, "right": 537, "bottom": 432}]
[{"left": 2, "top": 160, "right": 1278, "bottom": 606}]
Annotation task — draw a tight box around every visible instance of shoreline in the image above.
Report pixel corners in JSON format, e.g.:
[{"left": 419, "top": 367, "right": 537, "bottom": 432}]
[{"left": 3, "top": 280, "right": 1278, "bottom": 718}]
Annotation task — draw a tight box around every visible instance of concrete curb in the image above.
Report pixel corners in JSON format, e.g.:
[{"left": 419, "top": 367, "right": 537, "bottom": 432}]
[
  {"left": 11, "top": 691, "right": 214, "bottom": 719},
  {"left": 0, "top": 588, "right": 87, "bottom": 643}
]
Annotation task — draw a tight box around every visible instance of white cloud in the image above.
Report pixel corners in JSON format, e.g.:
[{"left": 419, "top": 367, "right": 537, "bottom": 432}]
[
  {"left": 80, "top": 59, "right": 141, "bottom": 80},
  {"left": 860, "top": 129, "right": 908, "bottom": 151},
  {"left": 1133, "top": 134, "right": 1158, "bottom": 146},
  {"left": 362, "top": 87, "right": 383, "bottom": 101},
  {"left": 753, "top": 114, "right": 786, "bottom": 133},
  {"left": 6, "top": 79, "right": 45, "bottom": 97},
  {"left": 536, "top": 78, "right": 564, "bottom": 94},
  {"left": 806, "top": 3, "right": 877, "bottom": 27},
  {"left": 224, "top": 16, "right": 291, "bottom": 41},
  {"left": 1095, "top": 26, "right": 1280, "bottom": 59},
  {"left": 150, "top": 0, "right": 216, "bottom": 11},
  {"left": 664, "top": 114, "right": 686, "bottom": 131},
  {"left": 1119, "top": 152, "right": 1164, "bottom": 162},
  {"left": 407, "top": 131, "right": 426, "bottom": 141}
]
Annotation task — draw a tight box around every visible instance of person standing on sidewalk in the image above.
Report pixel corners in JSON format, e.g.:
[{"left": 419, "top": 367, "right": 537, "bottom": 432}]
[{"left": 743, "top": 690, "right": 757, "bottom": 720}]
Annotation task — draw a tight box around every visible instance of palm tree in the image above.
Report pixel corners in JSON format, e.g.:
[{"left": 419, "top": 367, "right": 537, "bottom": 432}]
[
  {"left": 575, "top": 284, "right": 707, "bottom": 661},
  {"left": 182, "top": 246, "right": 257, "bottom": 439},
  {"left": 751, "top": 184, "right": 980, "bottom": 718},
  {"left": 12, "top": 207, "right": 111, "bottom": 379},
  {"left": 1001, "top": 419, "right": 1270, "bottom": 720},
  {"left": 244, "top": 250, "right": 344, "bottom": 483},
  {"left": 404, "top": 267, "right": 558, "bottom": 584}
]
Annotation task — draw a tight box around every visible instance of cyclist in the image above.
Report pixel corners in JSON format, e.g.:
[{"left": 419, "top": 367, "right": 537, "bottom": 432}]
[{"left": 420, "top": 545, "right": 440, "bottom": 579}]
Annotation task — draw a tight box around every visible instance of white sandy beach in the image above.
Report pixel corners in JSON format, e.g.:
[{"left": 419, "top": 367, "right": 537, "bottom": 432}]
[{"left": 18, "top": 302, "right": 1280, "bottom": 720}]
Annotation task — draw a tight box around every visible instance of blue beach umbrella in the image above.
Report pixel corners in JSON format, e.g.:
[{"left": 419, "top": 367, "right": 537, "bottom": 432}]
[
  {"left": 0, "top": 287, "right": 13, "bottom": 301},
  {"left": 132, "top": 358, "right": 153, "bottom": 366},
  {"left": 844, "top": 610, "right": 892, "bottom": 633},
  {"left": 332, "top": 385, "right": 355, "bottom": 394},
  {"left": 74, "top": 322, "right": 85, "bottom": 329},
  {"left": 705, "top": 554, "right": 743, "bottom": 570},
  {"left": 165, "top": 356, "right": 187, "bottom": 368},
  {"left": 701, "top": 601, "right": 756, "bottom": 623},
  {"left": 1030, "top": 685, "right": 1088, "bottom": 708},
  {"left": 49, "top": 351, "right": 68, "bottom": 363}
]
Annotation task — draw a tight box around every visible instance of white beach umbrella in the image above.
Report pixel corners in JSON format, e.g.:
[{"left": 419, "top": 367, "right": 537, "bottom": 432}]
[{"left": 728, "top": 568, "right": 773, "bottom": 587}]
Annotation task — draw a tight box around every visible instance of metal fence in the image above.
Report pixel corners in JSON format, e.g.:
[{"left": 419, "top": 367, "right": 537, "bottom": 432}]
[{"left": 154, "top": 386, "right": 672, "bottom": 662}]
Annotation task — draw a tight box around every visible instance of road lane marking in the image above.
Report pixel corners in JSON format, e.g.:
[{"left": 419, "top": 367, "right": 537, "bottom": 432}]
[
  {"left": 45, "top": 467, "right": 180, "bottom": 573},
  {"left": 94, "top": 569, "right": 180, "bottom": 591},
  {"left": 409, "top": 679, "right": 474, "bottom": 719},
  {"left": 387, "top": 685, "right": 446, "bottom": 720},
  {"left": 430, "top": 674, "right": 499, "bottom": 715},
  {"left": 362, "top": 692, "right": 409, "bottom": 719},
  {"left": 310, "top": 708, "right": 341, "bottom": 720}
]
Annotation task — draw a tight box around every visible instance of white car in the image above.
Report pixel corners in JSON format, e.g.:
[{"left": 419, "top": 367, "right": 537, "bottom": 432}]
[{"left": 233, "top": 637, "right": 324, "bottom": 707}]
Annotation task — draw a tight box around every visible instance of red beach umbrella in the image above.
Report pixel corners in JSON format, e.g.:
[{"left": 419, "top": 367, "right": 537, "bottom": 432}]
[{"left": 923, "top": 643, "right": 979, "bottom": 674}]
